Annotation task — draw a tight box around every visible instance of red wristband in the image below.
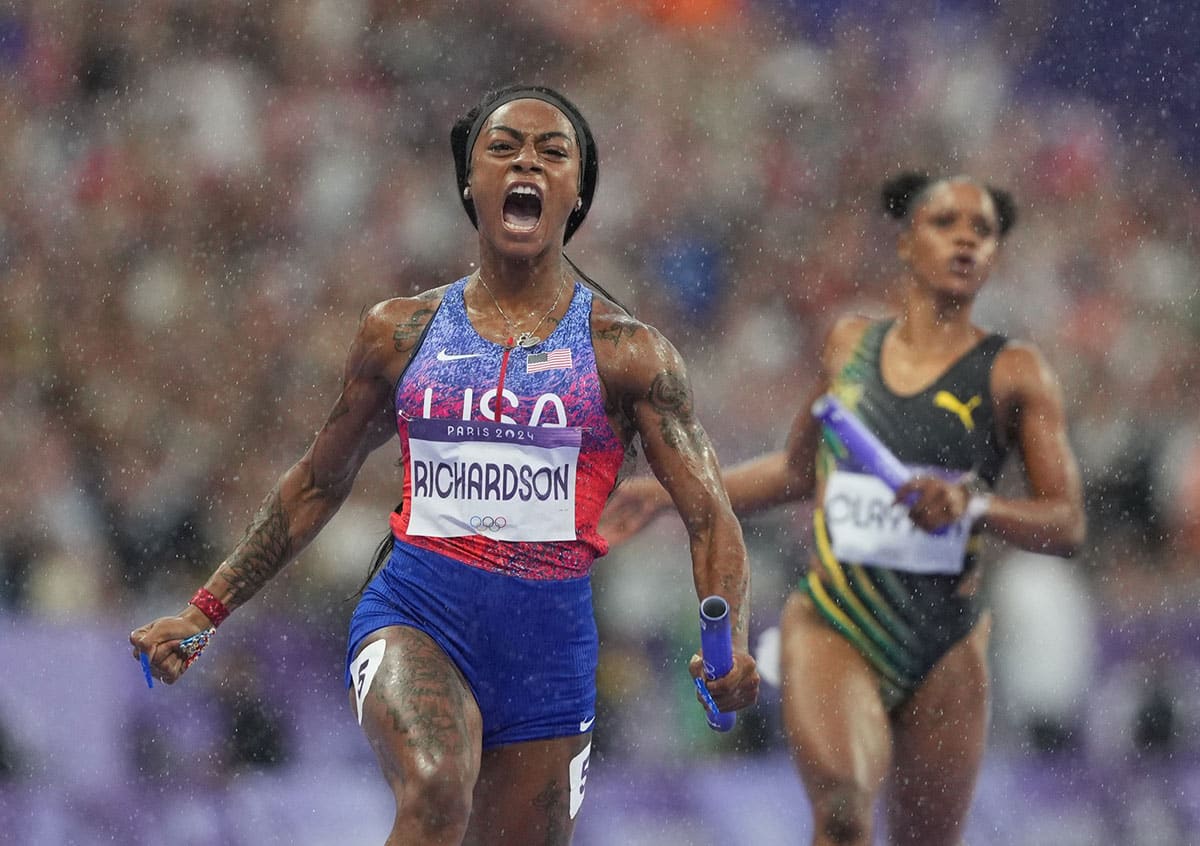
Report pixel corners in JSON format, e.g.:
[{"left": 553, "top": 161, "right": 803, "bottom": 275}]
[{"left": 189, "top": 588, "right": 231, "bottom": 627}]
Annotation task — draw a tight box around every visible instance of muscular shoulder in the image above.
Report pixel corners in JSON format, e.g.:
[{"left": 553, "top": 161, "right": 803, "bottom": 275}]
[
  {"left": 823, "top": 313, "right": 877, "bottom": 375},
  {"left": 361, "top": 287, "right": 446, "bottom": 348},
  {"left": 991, "top": 339, "right": 1059, "bottom": 405},
  {"left": 590, "top": 301, "right": 685, "bottom": 401},
  {"left": 354, "top": 286, "right": 449, "bottom": 380}
]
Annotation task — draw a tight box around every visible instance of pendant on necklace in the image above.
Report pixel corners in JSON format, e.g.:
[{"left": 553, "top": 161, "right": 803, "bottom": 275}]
[{"left": 515, "top": 332, "right": 540, "bottom": 349}]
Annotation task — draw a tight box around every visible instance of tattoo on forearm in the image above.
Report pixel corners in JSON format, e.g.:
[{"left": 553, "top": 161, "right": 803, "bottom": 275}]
[
  {"left": 221, "top": 490, "right": 292, "bottom": 605},
  {"left": 594, "top": 323, "right": 637, "bottom": 348},
  {"left": 393, "top": 308, "right": 435, "bottom": 352}
]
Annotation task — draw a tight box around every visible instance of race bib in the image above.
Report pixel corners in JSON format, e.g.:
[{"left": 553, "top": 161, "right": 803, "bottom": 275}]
[
  {"left": 822, "top": 469, "right": 971, "bottom": 575},
  {"left": 406, "top": 418, "right": 580, "bottom": 542}
]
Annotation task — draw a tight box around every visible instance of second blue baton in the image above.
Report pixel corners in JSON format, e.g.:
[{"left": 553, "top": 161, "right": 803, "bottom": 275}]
[{"left": 697, "top": 595, "right": 736, "bottom": 732}]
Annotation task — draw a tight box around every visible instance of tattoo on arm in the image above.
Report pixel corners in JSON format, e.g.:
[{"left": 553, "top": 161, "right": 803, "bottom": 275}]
[
  {"left": 649, "top": 371, "right": 693, "bottom": 418},
  {"left": 220, "top": 489, "right": 293, "bottom": 605},
  {"left": 649, "top": 371, "right": 694, "bottom": 449},
  {"left": 393, "top": 308, "right": 435, "bottom": 352},
  {"left": 593, "top": 323, "right": 637, "bottom": 348}
]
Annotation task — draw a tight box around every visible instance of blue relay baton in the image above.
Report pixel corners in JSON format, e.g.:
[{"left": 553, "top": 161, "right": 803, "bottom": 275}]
[
  {"left": 813, "top": 394, "right": 962, "bottom": 535},
  {"left": 811, "top": 394, "right": 912, "bottom": 491},
  {"left": 140, "top": 652, "right": 154, "bottom": 688},
  {"left": 696, "top": 595, "right": 736, "bottom": 732}
]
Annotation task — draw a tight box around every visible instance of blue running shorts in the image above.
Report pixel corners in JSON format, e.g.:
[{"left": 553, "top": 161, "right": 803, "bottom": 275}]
[{"left": 346, "top": 539, "right": 598, "bottom": 748}]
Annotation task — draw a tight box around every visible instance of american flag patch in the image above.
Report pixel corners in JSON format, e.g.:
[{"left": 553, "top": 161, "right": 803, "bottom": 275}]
[{"left": 526, "top": 348, "right": 573, "bottom": 373}]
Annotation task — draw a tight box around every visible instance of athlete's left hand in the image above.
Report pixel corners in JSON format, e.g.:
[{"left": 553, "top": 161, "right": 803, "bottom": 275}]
[
  {"left": 689, "top": 650, "right": 760, "bottom": 714},
  {"left": 895, "top": 475, "right": 970, "bottom": 533}
]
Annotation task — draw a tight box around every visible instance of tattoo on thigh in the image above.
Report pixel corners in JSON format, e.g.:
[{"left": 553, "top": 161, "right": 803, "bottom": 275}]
[
  {"left": 381, "top": 644, "right": 471, "bottom": 759},
  {"left": 532, "top": 779, "right": 567, "bottom": 845}
]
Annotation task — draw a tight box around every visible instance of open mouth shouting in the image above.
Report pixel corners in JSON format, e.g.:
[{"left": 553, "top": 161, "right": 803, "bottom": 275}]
[
  {"left": 949, "top": 251, "right": 977, "bottom": 277},
  {"left": 503, "top": 183, "right": 543, "bottom": 232}
]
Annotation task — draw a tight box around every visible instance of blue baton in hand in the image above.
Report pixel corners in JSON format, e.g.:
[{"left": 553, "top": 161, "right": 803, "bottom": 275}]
[
  {"left": 811, "top": 394, "right": 912, "bottom": 491},
  {"left": 696, "top": 595, "right": 736, "bottom": 732},
  {"left": 813, "top": 394, "right": 957, "bottom": 534}
]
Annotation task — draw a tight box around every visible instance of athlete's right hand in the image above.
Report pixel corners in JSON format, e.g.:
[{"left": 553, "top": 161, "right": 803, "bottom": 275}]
[
  {"left": 895, "top": 474, "right": 971, "bottom": 534},
  {"left": 130, "top": 606, "right": 212, "bottom": 685},
  {"left": 689, "top": 649, "right": 760, "bottom": 714},
  {"left": 599, "top": 476, "right": 671, "bottom": 546}
]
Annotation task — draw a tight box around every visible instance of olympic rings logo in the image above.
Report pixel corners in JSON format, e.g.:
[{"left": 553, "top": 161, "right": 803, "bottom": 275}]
[{"left": 470, "top": 515, "right": 508, "bottom": 532}]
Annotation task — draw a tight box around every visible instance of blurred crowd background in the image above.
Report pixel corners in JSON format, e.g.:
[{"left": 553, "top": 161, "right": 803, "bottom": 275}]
[{"left": 1, "top": 0, "right": 1198, "bottom": 843}]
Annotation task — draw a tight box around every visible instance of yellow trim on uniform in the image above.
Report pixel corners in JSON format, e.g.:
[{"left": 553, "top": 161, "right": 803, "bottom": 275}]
[
  {"left": 804, "top": 572, "right": 910, "bottom": 690},
  {"left": 813, "top": 510, "right": 912, "bottom": 661}
]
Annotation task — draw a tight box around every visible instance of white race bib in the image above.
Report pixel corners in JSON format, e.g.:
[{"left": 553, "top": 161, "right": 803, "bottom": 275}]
[
  {"left": 822, "top": 470, "right": 971, "bottom": 575},
  {"left": 406, "top": 418, "right": 580, "bottom": 542}
]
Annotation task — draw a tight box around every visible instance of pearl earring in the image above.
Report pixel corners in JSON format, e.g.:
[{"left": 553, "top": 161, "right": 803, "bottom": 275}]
[
  {"left": 463, "top": 186, "right": 471, "bottom": 200},
  {"left": 574, "top": 198, "right": 583, "bottom": 211}
]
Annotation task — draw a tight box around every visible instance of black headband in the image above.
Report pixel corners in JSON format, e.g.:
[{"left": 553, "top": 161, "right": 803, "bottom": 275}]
[{"left": 462, "top": 89, "right": 589, "bottom": 188}]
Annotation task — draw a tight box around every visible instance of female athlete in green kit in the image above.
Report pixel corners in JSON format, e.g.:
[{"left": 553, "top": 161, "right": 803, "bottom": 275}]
[{"left": 602, "top": 171, "right": 1086, "bottom": 846}]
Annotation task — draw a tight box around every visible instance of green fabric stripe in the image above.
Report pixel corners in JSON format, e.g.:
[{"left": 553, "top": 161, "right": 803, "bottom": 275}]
[
  {"left": 817, "top": 564, "right": 923, "bottom": 679},
  {"left": 872, "top": 566, "right": 922, "bottom": 618},
  {"left": 800, "top": 575, "right": 914, "bottom": 691},
  {"left": 812, "top": 515, "right": 922, "bottom": 678},
  {"left": 847, "top": 565, "right": 922, "bottom": 652}
]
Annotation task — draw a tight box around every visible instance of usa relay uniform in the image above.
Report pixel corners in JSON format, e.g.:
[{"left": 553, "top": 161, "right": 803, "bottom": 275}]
[{"left": 347, "top": 278, "right": 625, "bottom": 747}]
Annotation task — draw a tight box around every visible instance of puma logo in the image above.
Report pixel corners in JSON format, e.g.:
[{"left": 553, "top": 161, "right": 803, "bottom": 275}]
[{"left": 934, "top": 391, "right": 981, "bottom": 431}]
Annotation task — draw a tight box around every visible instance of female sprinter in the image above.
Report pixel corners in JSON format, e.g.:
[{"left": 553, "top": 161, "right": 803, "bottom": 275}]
[
  {"left": 601, "top": 172, "right": 1085, "bottom": 846},
  {"left": 131, "top": 85, "right": 759, "bottom": 846}
]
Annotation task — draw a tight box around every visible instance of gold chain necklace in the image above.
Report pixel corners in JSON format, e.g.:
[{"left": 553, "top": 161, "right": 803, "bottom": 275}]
[{"left": 474, "top": 272, "right": 568, "bottom": 349}]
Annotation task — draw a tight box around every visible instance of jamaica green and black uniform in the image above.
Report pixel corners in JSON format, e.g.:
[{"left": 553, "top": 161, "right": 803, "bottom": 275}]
[{"left": 805, "top": 318, "right": 1008, "bottom": 710}]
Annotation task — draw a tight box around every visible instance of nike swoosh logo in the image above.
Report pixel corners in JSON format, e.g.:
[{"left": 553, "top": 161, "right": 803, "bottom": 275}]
[
  {"left": 437, "top": 350, "right": 484, "bottom": 362},
  {"left": 579, "top": 715, "right": 595, "bottom": 732}
]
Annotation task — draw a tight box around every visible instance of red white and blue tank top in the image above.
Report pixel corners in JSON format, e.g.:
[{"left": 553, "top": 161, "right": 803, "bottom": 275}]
[{"left": 390, "top": 277, "right": 625, "bottom": 579}]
